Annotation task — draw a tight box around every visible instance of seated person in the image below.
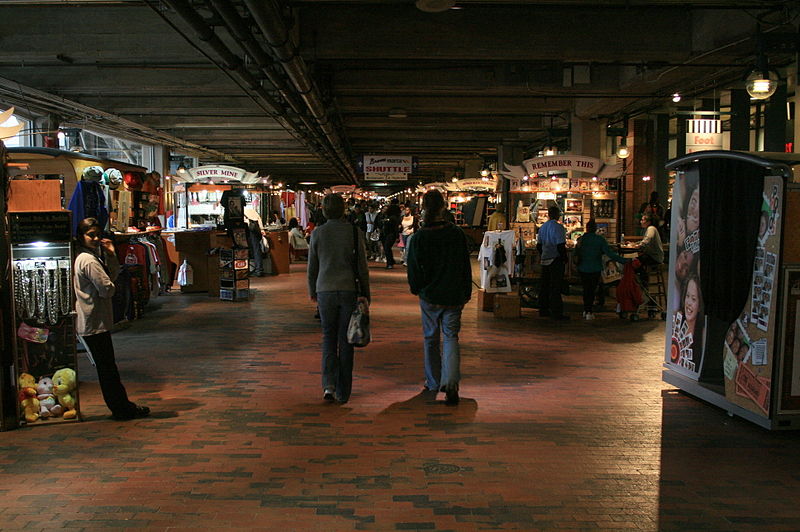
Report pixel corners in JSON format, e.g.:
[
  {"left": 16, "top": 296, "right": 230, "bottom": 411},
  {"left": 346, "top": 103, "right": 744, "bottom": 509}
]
[
  {"left": 633, "top": 213, "right": 664, "bottom": 287},
  {"left": 288, "top": 217, "right": 309, "bottom": 250}
]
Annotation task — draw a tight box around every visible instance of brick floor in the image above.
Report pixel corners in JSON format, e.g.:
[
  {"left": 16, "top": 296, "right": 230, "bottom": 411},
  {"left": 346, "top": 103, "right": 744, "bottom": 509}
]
[{"left": 2, "top": 260, "right": 800, "bottom": 531}]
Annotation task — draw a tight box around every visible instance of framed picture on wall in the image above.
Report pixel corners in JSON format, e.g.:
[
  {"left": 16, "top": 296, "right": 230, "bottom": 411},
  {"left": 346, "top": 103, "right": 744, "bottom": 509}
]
[{"left": 565, "top": 198, "right": 583, "bottom": 213}]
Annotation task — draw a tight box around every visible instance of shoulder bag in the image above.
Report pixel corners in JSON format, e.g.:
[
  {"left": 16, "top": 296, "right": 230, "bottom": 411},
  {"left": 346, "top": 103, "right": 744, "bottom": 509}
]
[{"left": 347, "top": 224, "right": 370, "bottom": 347}]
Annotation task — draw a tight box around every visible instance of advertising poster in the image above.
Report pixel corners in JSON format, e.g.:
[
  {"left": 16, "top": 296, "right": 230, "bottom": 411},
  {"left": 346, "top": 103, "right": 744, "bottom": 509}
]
[
  {"left": 665, "top": 168, "right": 704, "bottom": 377},
  {"left": 722, "top": 176, "right": 783, "bottom": 416}
]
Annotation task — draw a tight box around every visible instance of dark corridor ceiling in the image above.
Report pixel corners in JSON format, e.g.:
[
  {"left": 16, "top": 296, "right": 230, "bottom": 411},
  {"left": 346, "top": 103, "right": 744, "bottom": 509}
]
[{"left": 0, "top": 0, "right": 797, "bottom": 189}]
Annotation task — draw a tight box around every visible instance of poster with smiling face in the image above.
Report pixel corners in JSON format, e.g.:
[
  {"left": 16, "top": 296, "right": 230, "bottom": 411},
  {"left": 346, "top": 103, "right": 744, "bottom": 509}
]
[{"left": 665, "top": 168, "right": 705, "bottom": 378}]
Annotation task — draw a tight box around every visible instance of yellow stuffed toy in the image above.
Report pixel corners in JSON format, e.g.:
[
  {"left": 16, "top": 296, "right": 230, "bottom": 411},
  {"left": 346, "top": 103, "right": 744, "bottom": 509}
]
[
  {"left": 18, "top": 373, "right": 40, "bottom": 423},
  {"left": 52, "top": 368, "right": 78, "bottom": 420}
]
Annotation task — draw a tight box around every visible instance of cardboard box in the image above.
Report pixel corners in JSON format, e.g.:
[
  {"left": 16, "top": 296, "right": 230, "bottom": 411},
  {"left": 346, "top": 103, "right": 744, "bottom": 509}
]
[
  {"left": 493, "top": 294, "right": 521, "bottom": 318},
  {"left": 478, "top": 289, "right": 495, "bottom": 312}
]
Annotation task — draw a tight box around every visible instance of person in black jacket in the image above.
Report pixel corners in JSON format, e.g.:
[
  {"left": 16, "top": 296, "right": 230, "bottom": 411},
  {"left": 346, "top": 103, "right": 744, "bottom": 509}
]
[
  {"left": 381, "top": 199, "right": 402, "bottom": 269},
  {"left": 406, "top": 189, "right": 472, "bottom": 404}
]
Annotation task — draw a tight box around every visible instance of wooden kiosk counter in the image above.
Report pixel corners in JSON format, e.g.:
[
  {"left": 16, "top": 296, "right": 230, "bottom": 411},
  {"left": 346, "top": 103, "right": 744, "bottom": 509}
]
[{"left": 170, "top": 229, "right": 290, "bottom": 295}]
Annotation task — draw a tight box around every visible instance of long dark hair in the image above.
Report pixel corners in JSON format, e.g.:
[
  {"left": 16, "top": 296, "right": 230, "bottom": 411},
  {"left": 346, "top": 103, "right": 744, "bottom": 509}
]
[{"left": 422, "top": 189, "right": 446, "bottom": 226}]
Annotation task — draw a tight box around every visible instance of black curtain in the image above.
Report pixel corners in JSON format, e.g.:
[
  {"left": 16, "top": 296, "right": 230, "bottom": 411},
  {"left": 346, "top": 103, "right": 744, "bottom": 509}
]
[{"left": 698, "top": 158, "right": 765, "bottom": 384}]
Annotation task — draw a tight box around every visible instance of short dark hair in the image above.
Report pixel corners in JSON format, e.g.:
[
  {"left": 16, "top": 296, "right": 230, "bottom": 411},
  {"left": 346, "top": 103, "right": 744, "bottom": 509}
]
[
  {"left": 76, "top": 217, "right": 101, "bottom": 237},
  {"left": 547, "top": 206, "right": 561, "bottom": 220},
  {"left": 288, "top": 217, "right": 299, "bottom": 229},
  {"left": 586, "top": 219, "right": 597, "bottom": 233},
  {"left": 322, "top": 193, "right": 345, "bottom": 220}
]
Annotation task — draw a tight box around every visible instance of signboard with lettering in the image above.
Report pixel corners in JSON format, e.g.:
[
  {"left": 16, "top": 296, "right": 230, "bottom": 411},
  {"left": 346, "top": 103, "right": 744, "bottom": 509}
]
[
  {"left": 9, "top": 211, "right": 71, "bottom": 243},
  {"left": 686, "top": 119, "right": 723, "bottom": 153},
  {"left": 521, "top": 155, "right": 602, "bottom": 176},
  {"left": 187, "top": 165, "right": 259, "bottom": 184},
  {"left": 359, "top": 155, "right": 417, "bottom": 180}
]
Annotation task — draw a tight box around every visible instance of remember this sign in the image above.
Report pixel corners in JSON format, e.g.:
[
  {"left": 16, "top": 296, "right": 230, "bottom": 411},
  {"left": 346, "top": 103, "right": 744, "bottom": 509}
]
[
  {"left": 521, "top": 155, "right": 602, "bottom": 176},
  {"left": 360, "top": 155, "right": 417, "bottom": 181}
]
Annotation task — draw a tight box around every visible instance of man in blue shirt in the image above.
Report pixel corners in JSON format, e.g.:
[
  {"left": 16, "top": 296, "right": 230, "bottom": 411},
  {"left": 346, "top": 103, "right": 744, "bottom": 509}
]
[{"left": 536, "top": 206, "right": 569, "bottom": 320}]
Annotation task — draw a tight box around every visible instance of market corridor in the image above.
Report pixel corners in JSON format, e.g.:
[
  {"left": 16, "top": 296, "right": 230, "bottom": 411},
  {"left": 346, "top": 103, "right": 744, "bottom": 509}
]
[{"left": 2, "top": 262, "right": 800, "bottom": 531}]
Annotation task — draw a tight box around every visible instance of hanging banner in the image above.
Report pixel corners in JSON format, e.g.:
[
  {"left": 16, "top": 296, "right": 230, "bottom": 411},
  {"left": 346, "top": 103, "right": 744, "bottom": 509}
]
[
  {"left": 522, "top": 155, "right": 602, "bottom": 176},
  {"left": 187, "top": 165, "right": 259, "bottom": 184},
  {"left": 360, "top": 155, "right": 417, "bottom": 180},
  {"left": 455, "top": 178, "right": 497, "bottom": 191}
]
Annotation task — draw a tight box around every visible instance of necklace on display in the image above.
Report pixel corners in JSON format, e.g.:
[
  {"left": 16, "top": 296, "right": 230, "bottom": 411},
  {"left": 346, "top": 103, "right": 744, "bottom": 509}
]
[
  {"left": 35, "top": 269, "right": 46, "bottom": 323},
  {"left": 13, "top": 263, "right": 25, "bottom": 318},
  {"left": 47, "top": 269, "right": 59, "bottom": 325},
  {"left": 59, "top": 266, "right": 71, "bottom": 315},
  {"left": 25, "top": 268, "right": 36, "bottom": 319}
]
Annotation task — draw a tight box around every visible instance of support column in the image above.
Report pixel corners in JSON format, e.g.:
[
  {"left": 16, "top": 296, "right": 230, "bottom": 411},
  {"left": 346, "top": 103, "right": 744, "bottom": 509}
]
[
  {"left": 654, "top": 114, "right": 669, "bottom": 204},
  {"left": 730, "top": 89, "right": 751, "bottom": 151},
  {"left": 497, "top": 143, "right": 523, "bottom": 220},
  {"left": 764, "top": 82, "right": 788, "bottom": 152}
]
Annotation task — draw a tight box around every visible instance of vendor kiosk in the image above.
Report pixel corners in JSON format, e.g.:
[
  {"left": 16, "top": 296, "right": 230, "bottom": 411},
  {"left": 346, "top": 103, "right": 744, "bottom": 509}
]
[{"left": 663, "top": 151, "right": 800, "bottom": 430}]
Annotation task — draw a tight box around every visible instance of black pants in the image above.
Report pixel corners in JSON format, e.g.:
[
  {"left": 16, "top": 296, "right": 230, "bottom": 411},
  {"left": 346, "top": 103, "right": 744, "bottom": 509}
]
[
  {"left": 81, "top": 331, "right": 137, "bottom": 417},
  {"left": 383, "top": 234, "right": 398, "bottom": 266},
  {"left": 636, "top": 254, "right": 661, "bottom": 289},
  {"left": 580, "top": 271, "right": 601, "bottom": 313},
  {"left": 247, "top": 229, "right": 263, "bottom": 275},
  {"left": 539, "top": 257, "right": 565, "bottom": 317}
]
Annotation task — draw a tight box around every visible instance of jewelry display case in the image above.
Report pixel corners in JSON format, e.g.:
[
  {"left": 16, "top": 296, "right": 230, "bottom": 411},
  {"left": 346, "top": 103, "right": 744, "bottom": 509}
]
[{"left": 8, "top": 211, "right": 80, "bottom": 426}]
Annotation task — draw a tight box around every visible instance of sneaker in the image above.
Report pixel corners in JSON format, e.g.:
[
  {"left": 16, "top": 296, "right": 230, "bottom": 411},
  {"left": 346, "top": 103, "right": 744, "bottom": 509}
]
[
  {"left": 323, "top": 388, "right": 335, "bottom": 402},
  {"left": 585, "top": 312, "right": 595, "bottom": 321}
]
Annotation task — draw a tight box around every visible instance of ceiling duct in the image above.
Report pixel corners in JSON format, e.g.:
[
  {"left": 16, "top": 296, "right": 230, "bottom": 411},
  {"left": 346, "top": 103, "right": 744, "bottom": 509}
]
[
  {"left": 242, "top": 0, "right": 357, "bottom": 183},
  {"left": 415, "top": 0, "right": 456, "bottom": 13}
]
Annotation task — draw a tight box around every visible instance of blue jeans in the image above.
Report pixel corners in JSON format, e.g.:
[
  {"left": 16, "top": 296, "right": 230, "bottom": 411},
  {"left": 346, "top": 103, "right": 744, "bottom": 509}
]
[
  {"left": 317, "top": 291, "right": 357, "bottom": 402},
  {"left": 419, "top": 299, "right": 463, "bottom": 393}
]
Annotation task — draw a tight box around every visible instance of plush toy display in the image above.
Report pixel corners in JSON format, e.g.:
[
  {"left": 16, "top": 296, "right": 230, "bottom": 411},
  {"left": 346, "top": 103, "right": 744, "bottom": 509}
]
[
  {"left": 52, "top": 368, "right": 78, "bottom": 420},
  {"left": 36, "top": 376, "right": 63, "bottom": 418},
  {"left": 18, "top": 373, "right": 40, "bottom": 423}
]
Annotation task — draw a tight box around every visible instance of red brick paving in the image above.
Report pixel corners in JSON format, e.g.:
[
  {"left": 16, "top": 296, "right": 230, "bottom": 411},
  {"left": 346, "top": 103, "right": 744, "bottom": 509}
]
[{"left": 2, "top": 260, "right": 800, "bottom": 531}]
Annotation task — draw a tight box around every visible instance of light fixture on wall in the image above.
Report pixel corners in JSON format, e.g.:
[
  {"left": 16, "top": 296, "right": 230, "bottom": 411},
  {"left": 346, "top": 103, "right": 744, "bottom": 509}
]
[
  {"left": 671, "top": 92, "right": 682, "bottom": 103},
  {"left": 616, "top": 138, "right": 630, "bottom": 159},
  {"left": 177, "top": 162, "right": 187, "bottom": 174}
]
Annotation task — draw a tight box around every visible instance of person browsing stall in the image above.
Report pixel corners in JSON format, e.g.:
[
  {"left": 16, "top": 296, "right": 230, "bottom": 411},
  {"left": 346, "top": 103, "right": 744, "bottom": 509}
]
[
  {"left": 575, "top": 219, "right": 628, "bottom": 320},
  {"left": 537, "top": 206, "right": 569, "bottom": 320},
  {"left": 74, "top": 218, "right": 150, "bottom": 421}
]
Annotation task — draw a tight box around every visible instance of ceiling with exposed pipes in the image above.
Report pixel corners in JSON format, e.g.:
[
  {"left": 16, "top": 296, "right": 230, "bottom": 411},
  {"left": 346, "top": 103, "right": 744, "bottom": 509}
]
[{"left": 0, "top": 0, "right": 797, "bottom": 189}]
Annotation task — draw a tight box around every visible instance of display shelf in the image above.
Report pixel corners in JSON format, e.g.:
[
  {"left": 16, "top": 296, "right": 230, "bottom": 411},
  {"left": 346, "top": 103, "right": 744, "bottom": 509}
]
[{"left": 8, "top": 211, "right": 80, "bottom": 428}]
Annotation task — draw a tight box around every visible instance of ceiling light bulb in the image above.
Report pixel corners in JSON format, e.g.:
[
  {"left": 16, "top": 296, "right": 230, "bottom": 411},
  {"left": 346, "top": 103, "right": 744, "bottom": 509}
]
[
  {"left": 671, "top": 93, "right": 681, "bottom": 103},
  {"left": 544, "top": 148, "right": 555, "bottom": 156},
  {"left": 616, "top": 145, "right": 630, "bottom": 159},
  {"left": 480, "top": 168, "right": 490, "bottom": 177},
  {"left": 746, "top": 69, "right": 779, "bottom": 100}
]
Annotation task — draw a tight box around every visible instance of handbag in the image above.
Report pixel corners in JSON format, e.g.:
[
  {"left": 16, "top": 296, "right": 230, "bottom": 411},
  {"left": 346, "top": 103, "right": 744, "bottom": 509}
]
[
  {"left": 347, "top": 300, "right": 370, "bottom": 347},
  {"left": 347, "top": 224, "right": 370, "bottom": 347}
]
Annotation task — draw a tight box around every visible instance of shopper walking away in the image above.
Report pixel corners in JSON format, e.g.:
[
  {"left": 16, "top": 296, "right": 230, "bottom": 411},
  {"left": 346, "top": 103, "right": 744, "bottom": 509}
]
[
  {"left": 574, "top": 219, "right": 628, "bottom": 320},
  {"left": 382, "top": 199, "right": 402, "bottom": 269},
  {"left": 537, "top": 205, "right": 569, "bottom": 320},
  {"left": 74, "top": 217, "right": 150, "bottom": 421},
  {"left": 308, "top": 194, "right": 370, "bottom": 404},
  {"left": 406, "top": 189, "right": 472, "bottom": 405}
]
